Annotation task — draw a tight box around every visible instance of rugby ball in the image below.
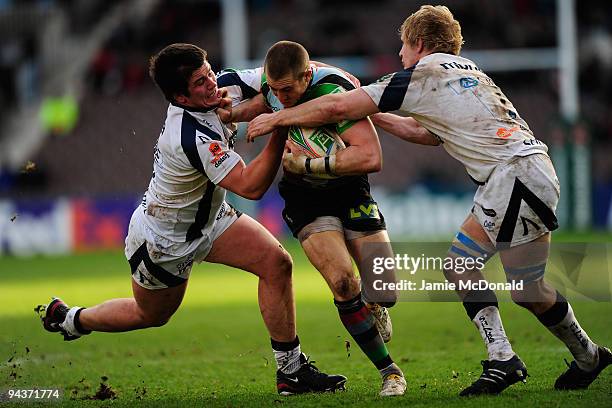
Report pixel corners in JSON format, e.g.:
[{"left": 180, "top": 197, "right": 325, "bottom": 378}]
[
  {"left": 286, "top": 126, "right": 346, "bottom": 180},
  {"left": 287, "top": 125, "right": 346, "bottom": 159}
]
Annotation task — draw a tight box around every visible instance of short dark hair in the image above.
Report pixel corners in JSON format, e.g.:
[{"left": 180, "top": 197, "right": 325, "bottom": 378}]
[
  {"left": 264, "top": 41, "right": 309, "bottom": 81},
  {"left": 149, "top": 43, "right": 207, "bottom": 102}
]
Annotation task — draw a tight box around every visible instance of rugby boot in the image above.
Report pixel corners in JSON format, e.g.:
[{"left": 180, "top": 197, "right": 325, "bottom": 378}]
[
  {"left": 36, "top": 297, "right": 89, "bottom": 341},
  {"left": 379, "top": 372, "right": 407, "bottom": 396},
  {"left": 460, "top": 355, "right": 528, "bottom": 396},
  {"left": 554, "top": 346, "right": 612, "bottom": 390},
  {"left": 367, "top": 303, "right": 393, "bottom": 343},
  {"left": 277, "top": 354, "right": 347, "bottom": 395}
]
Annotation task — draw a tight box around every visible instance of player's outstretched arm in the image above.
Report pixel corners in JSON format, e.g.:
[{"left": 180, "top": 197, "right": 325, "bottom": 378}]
[
  {"left": 218, "top": 93, "right": 270, "bottom": 124},
  {"left": 217, "top": 128, "right": 287, "bottom": 200},
  {"left": 247, "top": 88, "right": 379, "bottom": 141},
  {"left": 371, "top": 113, "right": 440, "bottom": 146}
]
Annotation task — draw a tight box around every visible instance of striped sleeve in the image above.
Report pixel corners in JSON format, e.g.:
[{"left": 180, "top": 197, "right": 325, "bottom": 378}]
[
  {"left": 361, "top": 67, "right": 415, "bottom": 112},
  {"left": 217, "top": 67, "right": 263, "bottom": 105},
  {"left": 180, "top": 112, "right": 241, "bottom": 184}
]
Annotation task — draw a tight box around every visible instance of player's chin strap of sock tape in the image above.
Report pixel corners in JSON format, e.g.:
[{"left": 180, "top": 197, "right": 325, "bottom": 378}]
[{"left": 304, "top": 155, "right": 336, "bottom": 176}]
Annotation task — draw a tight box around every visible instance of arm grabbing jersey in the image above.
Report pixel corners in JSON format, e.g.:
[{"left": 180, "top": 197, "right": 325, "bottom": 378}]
[{"left": 361, "top": 53, "right": 548, "bottom": 183}]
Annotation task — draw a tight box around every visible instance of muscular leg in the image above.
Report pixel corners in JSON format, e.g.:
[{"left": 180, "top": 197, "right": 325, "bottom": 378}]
[
  {"left": 500, "top": 233, "right": 599, "bottom": 372},
  {"left": 206, "top": 216, "right": 348, "bottom": 392},
  {"left": 79, "top": 280, "right": 187, "bottom": 331},
  {"left": 205, "top": 214, "right": 295, "bottom": 342},
  {"left": 79, "top": 214, "right": 294, "bottom": 342},
  {"left": 301, "top": 230, "right": 359, "bottom": 301},
  {"left": 499, "top": 233, "right": 556, "bottom": 313},
  {"left": 346, "top": 230, "right": 397, "bottom": 306},
  {"left": 448, "top": 214, "right": 516, "bottom": 362},
  {"left": 208, "top": 214, "right": 307, "bottom": 379},
  {"left": 451, "top": 214, "right": 530, "bottom": 396},
  {"left": 302, "top": 230, "right": 401, "bottom": 377},
  {"left": 443, "top": 214, "right": 493, "bottom": 300}
]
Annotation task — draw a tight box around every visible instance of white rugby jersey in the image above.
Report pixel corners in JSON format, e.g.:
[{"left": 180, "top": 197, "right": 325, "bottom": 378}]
[
  {"left": 141, "top": 103, "right": 241, "bottom": 242},
  {"left": 216, "top": 66, "right": 264, "bottom": 108},
  {"left": 362, "top": 53, "right": 548, "bottom": 183}
]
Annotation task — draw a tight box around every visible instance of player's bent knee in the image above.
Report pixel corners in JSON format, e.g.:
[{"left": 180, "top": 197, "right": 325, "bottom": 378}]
[
  {"left": 510, "top": 289, "right": 529, "bottom": 306},
  {"left": 278, "top": 249, "right": 293, "bottom": 274},
  {"left": 509, "top": 279, "right": 554, "bottom": 313},
  {"left": 148, "top": 316, "right": 171, "bottom": 328},
  {"left": 267, "top": 247, "right": 293, "bottom": 279},
  {"left": 331, "top": 275, "right": 359, "bottom": 300},
  {"left": 141, "top": 312, "right": 174, "bottom": 328}
]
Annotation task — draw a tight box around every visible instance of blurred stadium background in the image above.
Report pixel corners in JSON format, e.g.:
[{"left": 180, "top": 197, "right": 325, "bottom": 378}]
[
  {"left": 1, "top": 1, "right": 611, "bottom": 405},
  {"left": 0, "top": 0, "right": 611, "bottom": 255}
]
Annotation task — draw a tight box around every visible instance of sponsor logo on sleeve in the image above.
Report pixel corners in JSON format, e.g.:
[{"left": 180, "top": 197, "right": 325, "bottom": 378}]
[
  {"left": 209, "top": 142, "right": 223, "bottom": 158},
  {"left": 209, "top": 142, "right": 230, "bottom": 167},
  {"left": 496, "top": 126, "right": 519, "bottom": 139}
]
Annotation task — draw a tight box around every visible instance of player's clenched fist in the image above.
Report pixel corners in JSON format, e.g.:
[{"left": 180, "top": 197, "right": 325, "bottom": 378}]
[
  {"left": 282, "top": 141, "right": 307, "bottom": 174},
  {"left": 247, "top": 112, "right": 277, "bottom": 142}
]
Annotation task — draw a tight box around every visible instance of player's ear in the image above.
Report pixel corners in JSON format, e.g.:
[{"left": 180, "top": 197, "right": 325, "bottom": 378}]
[
  {"left": 416, "top": 38, "right": 425, "bottom": 54},
  {"left": 174, "top": 94, "right": 188, "bottom": 105},
  {"left": 303, "top": 67, "right": 312, "bottom": 83}
]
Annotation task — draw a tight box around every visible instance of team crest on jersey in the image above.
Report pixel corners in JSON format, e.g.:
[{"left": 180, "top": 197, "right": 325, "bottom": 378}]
[{"left": 460, "top": 77, "right": 479, "bottom": 88}]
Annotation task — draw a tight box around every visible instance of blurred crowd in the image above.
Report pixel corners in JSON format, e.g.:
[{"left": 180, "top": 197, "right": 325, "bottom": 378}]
[{"left": 1, "top": 0, "right": 611, "bottom": 198}]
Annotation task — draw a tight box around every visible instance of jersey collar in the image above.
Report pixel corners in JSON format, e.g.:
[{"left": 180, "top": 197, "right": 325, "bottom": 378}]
[{"left": 171, "top": 101, "right": 218, "bottom": 113}]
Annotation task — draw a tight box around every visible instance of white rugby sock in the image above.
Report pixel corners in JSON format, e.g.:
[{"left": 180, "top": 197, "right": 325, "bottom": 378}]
[
  {"left": 60, "top": 307, "right": 89, "bottom": 337},
  {"left": 273, "top": 345, "right": 302, "bottom": 374},
  {"left": 473, "top": 306, "right": 516, "bottom": 361},
  {"left": 546, "top": 304, "right": 598, "bottom": 371}
]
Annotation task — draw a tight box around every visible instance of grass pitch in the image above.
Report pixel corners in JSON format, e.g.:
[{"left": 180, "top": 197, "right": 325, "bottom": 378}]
[{"left": 1, "top": 235, "right": 611, "bottom": 407}]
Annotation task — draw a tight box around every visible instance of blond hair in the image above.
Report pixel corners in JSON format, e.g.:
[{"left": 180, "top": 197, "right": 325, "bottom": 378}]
[{"left": 400, "top": 5, "right": 463, "bottom": 55}]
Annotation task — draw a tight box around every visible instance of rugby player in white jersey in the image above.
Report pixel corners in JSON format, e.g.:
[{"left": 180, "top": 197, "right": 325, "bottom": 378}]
[
  {"left": 216, "top": 41, "right": 406, "bottom": 397},
  {"left": 246, "top": 6, "right": 611, "bottom": 396},
  {"left": 37, "top": 43, "right": 347, "bottom": 396}
]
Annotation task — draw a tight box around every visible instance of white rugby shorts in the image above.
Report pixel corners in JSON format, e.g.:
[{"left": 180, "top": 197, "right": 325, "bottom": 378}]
[
  {"left": 125, "top": 202, "right": 239, "bottom": 289},
  {"left": 472, "top": 153, "right": 560, "bottom": 248}
]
